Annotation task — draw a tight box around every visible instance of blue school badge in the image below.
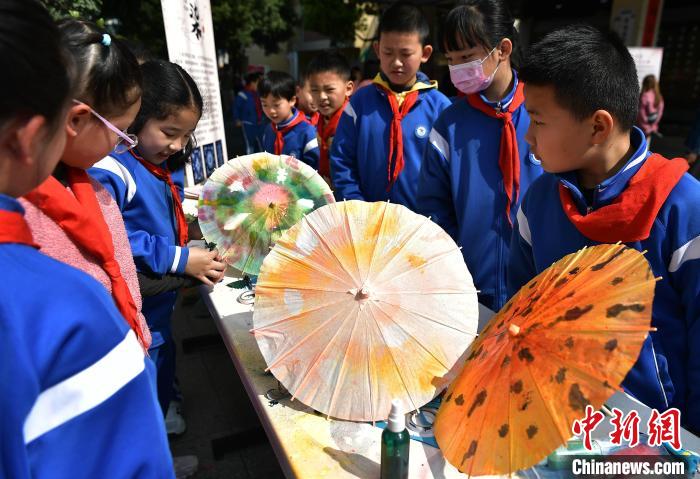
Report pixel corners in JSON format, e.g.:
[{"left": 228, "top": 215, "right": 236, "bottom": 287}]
[{"left": 415, "top": 125, "right": 428, "bottom": 138}]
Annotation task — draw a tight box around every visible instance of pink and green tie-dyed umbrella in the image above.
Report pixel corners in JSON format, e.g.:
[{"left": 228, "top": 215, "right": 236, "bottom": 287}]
[{"left": 198, "top": 152, "right": 334, "bottom": 275}]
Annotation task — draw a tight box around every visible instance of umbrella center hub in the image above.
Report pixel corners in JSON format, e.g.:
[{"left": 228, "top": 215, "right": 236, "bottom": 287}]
[
  {"left": 349, "top": 287, "right": 372, "bottom": 302},
  {"left": 508, "top": 324, "right": 521, "bottom": 337}
]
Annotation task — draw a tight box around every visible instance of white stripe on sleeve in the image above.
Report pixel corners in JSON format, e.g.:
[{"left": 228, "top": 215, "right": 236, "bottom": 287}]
[
  {"left": 170, "top": 246, "right": 182, "bottom": 273},
  {"left": 516, "top": 206, "right": 532, "bottom": 246},
  {"left": 24, "top": 330, "right": 145, "bottom": 444},
  {"left": 92, "top": 156, "right": 138, "bottom": 202},
  {"left": 343, "top": 103, "right": 357, "bottom": 125},
  {"left": 303, "top": 138, "right": 319, "bottom": 153},
  {"left": 669, "top": 234, "right": 700, "bottom": 273},
  {"left": 428, "top": 128, "right": 450, "bottom": 162}
]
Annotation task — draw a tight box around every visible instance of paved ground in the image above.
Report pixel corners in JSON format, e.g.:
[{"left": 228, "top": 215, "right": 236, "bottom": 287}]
[{"left": 169, "top": 291, "right": 285, "bottom": 479}]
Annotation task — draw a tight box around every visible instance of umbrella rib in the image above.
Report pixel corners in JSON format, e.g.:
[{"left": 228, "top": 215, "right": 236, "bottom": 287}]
[
  {"left": 370, "top": 300, "right": 452, "bottom": 370},
  {"left": 522, "top": 356, "right": 574, "bottom": 447},
  {"left": 256, "top": 282, "right": 349, "bottom": 294},
  {"left": 303, "top": 216, "right": 362, "bottom": 285},
  {"left": 342, "top": 201, "right": 365, "bottom": 284},
  {"left": 368, "top": 217, "right": 433, "bottom": 285},
  {"left": 373, "top": 245, "right": 465, "bottom": 289},
  {"left": 268, "top": 245, "right": 355, "bottom": 288},
  {"left": 325, "top": 307, "right": 363, "bottom": 419},
  {"left": 365, "top": 301, "right": 421, "bottom": 412},
  {"left": 288, "top": 304, "right": 361, "bottom": 405},
  {"left": 262, "top": 306, "right": 349, "bottom": 373},
  {"left": 364, "top": 201, "right": 391, "bottom": 281},
  {"left": 250, "top": 294, "right": 350, "bottom": 331},
  {"left": 372, "top": 298, "right": 478, "bottom": 335}
]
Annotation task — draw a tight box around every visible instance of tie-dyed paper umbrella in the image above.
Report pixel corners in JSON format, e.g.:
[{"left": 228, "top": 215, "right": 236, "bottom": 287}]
[
  {"left": 434, "top": 244, "right": 656, "bottom": 476},
  {"left": 198, "top": 152, "right": 334, "bottom": 275},
  {"left": 251, "top": 200, "right": 479, "bottom": 421}
]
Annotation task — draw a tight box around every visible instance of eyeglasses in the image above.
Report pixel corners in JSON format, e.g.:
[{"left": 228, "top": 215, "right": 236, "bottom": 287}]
[{"left": 72, "top": 99, "right": 138, "bottom": 154}]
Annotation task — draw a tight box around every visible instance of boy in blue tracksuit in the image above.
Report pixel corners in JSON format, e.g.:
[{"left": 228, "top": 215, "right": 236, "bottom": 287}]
[
  {"left": 417, "top": 1, "right": 543, "bottom": 311},
  {"left": 234, "top": 71, "right": 266, "bottom": 154},
  {"left": 330, "top": 2, "right": 451, "bottom": 211},
  {"left": 259, "top": 71, "right": 319, "bottom": 169},
  {"left": 509, "top": 25, "right": 700, "bottom": 434}
]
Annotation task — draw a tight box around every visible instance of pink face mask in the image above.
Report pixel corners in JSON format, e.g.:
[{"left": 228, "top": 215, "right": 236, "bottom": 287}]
[{"left": 449, "top": 47, "right": 499, "bottom": 94}]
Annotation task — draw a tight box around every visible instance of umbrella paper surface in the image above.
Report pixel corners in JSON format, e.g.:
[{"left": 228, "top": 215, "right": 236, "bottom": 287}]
[
  {"left": 252, "top": 200, "right": 479, "bottom": 421},
  {"left": 434, "top": 244, "right": 655, "bottom": 476},
  {"left": 198, "top": 152, "right": 334, "bottom": 275}
]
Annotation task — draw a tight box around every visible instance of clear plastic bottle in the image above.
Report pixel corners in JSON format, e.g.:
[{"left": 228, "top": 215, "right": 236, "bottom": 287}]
[{"left": 380, "top": 399, "right": 410, "bottom": 479}]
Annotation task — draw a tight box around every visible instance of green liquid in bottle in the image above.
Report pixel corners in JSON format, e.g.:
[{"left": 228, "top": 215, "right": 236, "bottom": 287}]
[
  {"left": 381, "top": 399, "right": 410, "bottom": 479},
  {"left": 380, "top": 428, "right": 409, "bottom": 479}
]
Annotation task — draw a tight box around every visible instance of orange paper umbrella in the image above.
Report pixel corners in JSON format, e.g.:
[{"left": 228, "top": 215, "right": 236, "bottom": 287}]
[
  {"left": 434, "top": 244, "right": 655, "bottom": 476},
  {"left": 252, "top": 200, "right": 479, "bottom": 421}
]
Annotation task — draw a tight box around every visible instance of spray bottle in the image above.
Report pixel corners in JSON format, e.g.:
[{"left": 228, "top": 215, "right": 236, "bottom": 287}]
[{"left": 381, "top": 399, "right": 410, "bottom": 479}]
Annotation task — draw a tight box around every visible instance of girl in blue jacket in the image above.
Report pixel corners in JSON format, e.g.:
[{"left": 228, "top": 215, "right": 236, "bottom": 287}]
[
  {"left": 416, "top": 0, "right": 543, "bottom": 311},
  {"left": 90, "top": 60, "right": 226, "bottom": 414}
]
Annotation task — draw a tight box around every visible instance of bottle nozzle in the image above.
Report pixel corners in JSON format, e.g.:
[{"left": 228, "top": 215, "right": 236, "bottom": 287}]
[{"left": 387, "top": 399, "right": 405, "bottom": 433}]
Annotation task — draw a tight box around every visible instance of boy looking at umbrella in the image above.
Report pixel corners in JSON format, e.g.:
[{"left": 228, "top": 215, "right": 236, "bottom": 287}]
[
  {"left": 260, "top": 70, "right": 320, "bottom": 169},
  {"left": 508, "top": 25, "right": 700, "bottom": 435},
  {"left": 329, "top": 1, "right": 451, "bottom": 210},
  {"left": 306, "top": 51, "right": 354, "bottom": 185}
]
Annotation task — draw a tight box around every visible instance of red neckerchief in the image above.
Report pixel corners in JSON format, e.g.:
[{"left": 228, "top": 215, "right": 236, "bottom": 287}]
[
  {"left": 559, "top": 154, "right": 688, "bottom": 242},
  {"left": 308, "top": 111, "right": 320, "bottom": 126},
  {"left": 317, "top": 97, "right": 349, "bottom": 179},
  {"left": 132, "top": 151, "right": 188, "bottom": 247},
  {"left": 0, "top": 210, "right": 39, "bottom": 248},
  {"left": 374, "top": 83, "right": 420, "bottom": 190},
  {"left": 24, "top": 168, "right": 147, "bottom": 349},
  {"left": 466, "top": 81, "right": 526, "bottom": 226},
  {"left": 246, "top": 86, "right": 262, "bottom": 123},
  {"left": 271, "top": 112, "right": 307, "bottom": 156}
]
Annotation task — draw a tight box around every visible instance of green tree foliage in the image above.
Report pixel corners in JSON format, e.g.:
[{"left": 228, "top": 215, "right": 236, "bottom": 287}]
[
  {"left": 300, "top": 0, "right": 378, "bottom": 46},
  {"left": 40, "top": 0, "right": 102, "bottom": 19}
]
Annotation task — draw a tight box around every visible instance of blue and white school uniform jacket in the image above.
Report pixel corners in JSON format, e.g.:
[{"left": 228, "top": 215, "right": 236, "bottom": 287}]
[
  {"left": 417, "top": 72, "right": 543, "bottom": 310},
  {"left": 90, "top": 150, "right": 190, "bottom": 349},
  {"left": 234, "top": 88, "right": 265, "bottom": 145},
  {"left": 330, "top": 72, "right": 451, "bottom": 211},
  {"left": 508, "top": 128, "right": 700, "bottom": 433},
  {"left": 262, "top": 108, "right": 320, "bottom": 169},
  {"left": 0, "top": 194, "right": 173, "bottom": 479}
]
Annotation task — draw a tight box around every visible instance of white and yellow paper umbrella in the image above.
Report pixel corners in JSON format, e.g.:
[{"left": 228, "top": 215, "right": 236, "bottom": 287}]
[{"left": 252, "top": 200, "right": 479, "bottom": 421}]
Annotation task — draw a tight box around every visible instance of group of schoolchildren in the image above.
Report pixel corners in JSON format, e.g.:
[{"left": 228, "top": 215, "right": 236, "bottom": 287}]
[
  {"left": 2, "top": 0, "right": 700, "bottom": 476},
  {"left": 236, "top": 0, "right": 700, "bottom": 438}
]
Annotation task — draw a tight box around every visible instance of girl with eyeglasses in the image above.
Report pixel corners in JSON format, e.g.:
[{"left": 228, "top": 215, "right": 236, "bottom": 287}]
[
  {"left": 20, "top": 19, "right": 152, "bottom": 351},
  {"left": 90, "top": 59, "right": 226, "bottom": 417},
  {"left": 0, "top": 1, "right": 172, "bottom": 477}
]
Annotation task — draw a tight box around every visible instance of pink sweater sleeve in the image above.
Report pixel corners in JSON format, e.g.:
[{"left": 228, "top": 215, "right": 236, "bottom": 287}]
[{"left": 19, "top": 181, "right": 151, "bottom": 349}]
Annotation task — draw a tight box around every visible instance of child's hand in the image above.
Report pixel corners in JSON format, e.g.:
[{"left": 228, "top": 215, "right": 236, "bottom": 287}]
[{"left": 185, "top": 247, "right": 226, "bottom": 286}]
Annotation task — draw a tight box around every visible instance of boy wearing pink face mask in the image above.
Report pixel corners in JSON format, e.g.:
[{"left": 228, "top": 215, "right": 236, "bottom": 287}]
[{"left": 416, "top": 0, "right": 542, "bottom": 311}]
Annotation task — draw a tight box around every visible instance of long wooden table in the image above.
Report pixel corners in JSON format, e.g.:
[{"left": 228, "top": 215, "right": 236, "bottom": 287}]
[{"left": 200, "top": 275, "right": 700, "bottom": 478}]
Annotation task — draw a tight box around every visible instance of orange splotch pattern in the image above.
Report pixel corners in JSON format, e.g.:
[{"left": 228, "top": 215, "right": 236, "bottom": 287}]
[
  {"left": 434, "top": 244, "right": 655, "bottom": 476},
  {"left": 252, "top": 200, "right": 479, "bottom": 421}
]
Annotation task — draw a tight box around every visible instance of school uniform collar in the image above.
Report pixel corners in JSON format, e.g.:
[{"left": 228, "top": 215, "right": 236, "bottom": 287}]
[
  {"left": 374, "top": 71, "right": 437, "bottom": 94},
  {"left": 0, "top": 193, "right": 24, "bottom": 214},
  {"left": 478, "top": 69, "right": 519, "bottom": 112},
  {"left": 556, "top": 126, "right": 650, "bottom": 213},
  {"left": 276, "top": 108, "right": 300, "bottom": 129}
]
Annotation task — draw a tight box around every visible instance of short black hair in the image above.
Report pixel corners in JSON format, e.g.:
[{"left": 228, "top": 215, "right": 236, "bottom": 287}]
[
  {"left": 59, "top": 19, "right": 142, "bottom": 116},
  {"left": 245, "top": 71, "right": 263, "bottom": 85},
  {"left": 520, "top": 24, "right": 639, "bottom": 131},
  {"left": 0, "top": 0, "right": 72, "bottom": 130},
  {"left": 258, "top": 71, "right": 296, "bottom": 100},
  {"left": 440, "top": 0, "right": 521, "bottom": 69},
  {"left": 305, "top": 51, "right": 352, "bottom": 82},
  {"left": 130, "top": 60, "right": 203, "bottom": 171},
  {"left": 378, "top": 2, "right": 430, "bottom": 46}
]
